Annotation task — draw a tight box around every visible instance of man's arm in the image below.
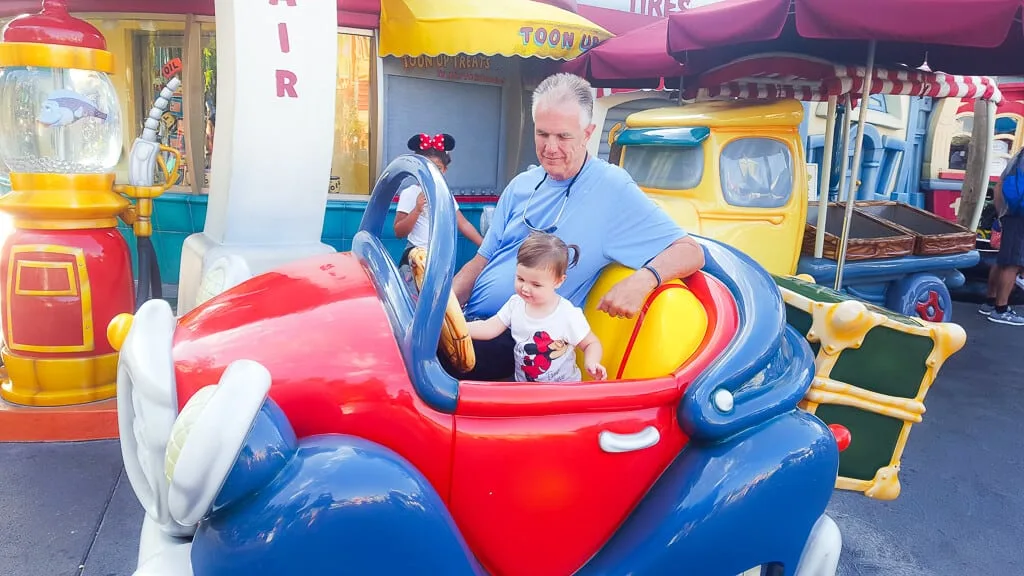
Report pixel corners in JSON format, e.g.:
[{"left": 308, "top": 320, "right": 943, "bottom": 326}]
[
  {"left": 453, "top": 254, "right": 488, "bottom": 305},
  {"left": 597, "top": 236, "right": 705, "bottom": 319},
  {"left": 452, "top": 173, "right": 522, "bottom": 306}
]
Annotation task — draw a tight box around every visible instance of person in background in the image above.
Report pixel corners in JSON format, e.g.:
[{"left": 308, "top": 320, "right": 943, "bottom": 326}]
[
  {"left": 394, "top": 133, "right": 484, "bottom": 272},
  {"left": 980, "top": 147, "right": 1024, "bottom": 325}
]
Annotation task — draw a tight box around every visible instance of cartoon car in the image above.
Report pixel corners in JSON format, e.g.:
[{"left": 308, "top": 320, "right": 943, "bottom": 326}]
[{"left": 114, "top": 155, "right": 847, "bottom": 576}]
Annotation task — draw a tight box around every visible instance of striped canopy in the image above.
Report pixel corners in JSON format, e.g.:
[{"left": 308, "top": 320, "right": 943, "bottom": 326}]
[{"left": 684, "top": 53, "right": 1003, "bottom": 104}]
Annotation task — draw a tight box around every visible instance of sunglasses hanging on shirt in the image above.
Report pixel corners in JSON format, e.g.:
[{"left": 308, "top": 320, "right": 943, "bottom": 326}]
[{"left": 523, "top": 153, "right": 588, "bottom": 234}]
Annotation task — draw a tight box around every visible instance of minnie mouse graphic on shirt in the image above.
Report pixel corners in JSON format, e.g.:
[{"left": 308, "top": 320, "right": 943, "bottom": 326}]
[{"left": 521, "top": 331, "right": 571, "bottom": 382}]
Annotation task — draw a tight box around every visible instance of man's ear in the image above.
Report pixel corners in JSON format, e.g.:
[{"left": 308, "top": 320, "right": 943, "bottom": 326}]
[{"left": 583, "top": 123, "right": 597, "bottom": 143}]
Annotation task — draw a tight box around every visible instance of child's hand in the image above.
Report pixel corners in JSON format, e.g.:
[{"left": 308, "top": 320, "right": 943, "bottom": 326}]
[
  {"left": 415, "top": 192, "right": 427, "bottom": 212},
  {"left": 586, "top": 362, "right": 608, "bottom": 380}
]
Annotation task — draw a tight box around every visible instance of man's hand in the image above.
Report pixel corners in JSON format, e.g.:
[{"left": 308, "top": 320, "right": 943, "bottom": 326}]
[
  {"left": 415, "top": 192, "right": 427, "bottom": 212},
  {"left": 597, "top": 236, "right": 705, "bottom": 319},
  {"left": 597, "top": 270, "right": 658, "bottom": 319}
]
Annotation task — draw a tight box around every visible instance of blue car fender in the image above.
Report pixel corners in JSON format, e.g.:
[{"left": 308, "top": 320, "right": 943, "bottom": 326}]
[
  {"left": 164, "top": 362, "right": 485, "bottom": 576},
  {"left": 680, "top": 238, "right": 815, "bottom": 442}
]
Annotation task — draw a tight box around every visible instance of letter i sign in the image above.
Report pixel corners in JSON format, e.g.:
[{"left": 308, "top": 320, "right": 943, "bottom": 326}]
[{"left": 271, "top": 0, "right": 298, "bottom": 98}]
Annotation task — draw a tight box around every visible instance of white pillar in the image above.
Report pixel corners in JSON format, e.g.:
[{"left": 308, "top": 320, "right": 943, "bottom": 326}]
[{"left": 177, "top": 0, "right": 338, "bottom": 315}]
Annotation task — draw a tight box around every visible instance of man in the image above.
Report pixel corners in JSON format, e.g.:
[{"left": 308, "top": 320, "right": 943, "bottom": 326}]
[
  {"left": 448, "top": 73, "right": 705, "bottom": 380},
  {"left": 980, "top": 149, "right": 1024, "bottom": 326}
]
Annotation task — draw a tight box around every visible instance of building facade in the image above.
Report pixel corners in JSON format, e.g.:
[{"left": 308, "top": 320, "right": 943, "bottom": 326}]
[{"left": 0, "top": 2, "right": 609, "bottom": 295}]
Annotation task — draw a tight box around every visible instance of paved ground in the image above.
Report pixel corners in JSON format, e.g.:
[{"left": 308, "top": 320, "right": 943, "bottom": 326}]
[{"left": 0, "top": 301, "right": 1019, "bottom": 576}]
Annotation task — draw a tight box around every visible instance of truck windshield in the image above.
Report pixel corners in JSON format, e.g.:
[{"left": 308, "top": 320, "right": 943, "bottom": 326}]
[{"left": 622, "top": 145, "right": 704, "bottom": 190}]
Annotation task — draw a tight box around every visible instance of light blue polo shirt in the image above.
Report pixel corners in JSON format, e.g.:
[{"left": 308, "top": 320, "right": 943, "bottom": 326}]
[{"left": 464, "top": 156, "right": 688, "bottom": 320}]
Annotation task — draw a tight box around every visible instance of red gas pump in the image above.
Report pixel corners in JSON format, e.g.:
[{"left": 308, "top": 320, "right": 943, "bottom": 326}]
[{"left": 0, "top": 0, "right": 134, "bottom": 409}]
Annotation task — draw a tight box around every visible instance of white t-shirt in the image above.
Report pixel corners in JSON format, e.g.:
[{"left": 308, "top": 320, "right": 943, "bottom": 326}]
[
  {"left": 496, "top": 294, "right": 592, "bottom": 383},
  {"left": 396, "top": 184, "right": 460, "bottom": 249}
]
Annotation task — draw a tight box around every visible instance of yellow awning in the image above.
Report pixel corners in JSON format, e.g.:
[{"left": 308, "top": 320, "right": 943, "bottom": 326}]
[{"left": 379, "top": 0, "right": 613, "bottom": 60}]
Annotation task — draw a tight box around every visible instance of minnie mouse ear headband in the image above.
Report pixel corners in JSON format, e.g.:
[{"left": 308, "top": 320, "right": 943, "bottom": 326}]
[{"left": 407, "top": 133, "right": 455, "bottom": 152}]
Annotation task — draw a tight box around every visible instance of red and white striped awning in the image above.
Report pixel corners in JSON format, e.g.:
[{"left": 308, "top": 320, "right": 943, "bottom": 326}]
[{"left": 685, "top": 53, "right": 1003, "bottom": 104}]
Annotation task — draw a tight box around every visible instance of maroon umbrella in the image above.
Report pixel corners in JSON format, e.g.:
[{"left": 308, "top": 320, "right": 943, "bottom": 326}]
[
  {"left": 562, "top": 18, "right": 684, "bottom": 88},
  {"left": 666, "top": 0, "right": 1024, "bottom": 76}
]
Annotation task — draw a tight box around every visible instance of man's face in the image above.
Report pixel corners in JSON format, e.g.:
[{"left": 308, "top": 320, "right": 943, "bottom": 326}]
[{"left": 534, "top": 103, "right": 595, "bottom": 181}]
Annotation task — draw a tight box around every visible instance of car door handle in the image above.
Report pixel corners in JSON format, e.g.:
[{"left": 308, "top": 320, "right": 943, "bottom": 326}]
[{"left": 599, "top": 426, "right": 661, "bottom": 453}]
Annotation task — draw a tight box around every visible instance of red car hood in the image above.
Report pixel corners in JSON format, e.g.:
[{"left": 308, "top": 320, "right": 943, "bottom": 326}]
[{"left": 171, "top": 252, "right": 440, "bottom": 438}]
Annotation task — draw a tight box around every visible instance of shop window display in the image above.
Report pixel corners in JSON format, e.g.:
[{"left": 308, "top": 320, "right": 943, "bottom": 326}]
[
  {"left": 132, "top": 27, "right": 217, "bottom": 190},
  {"left": 133, "top": 30, "right": 186, "bottom": 186},
  {"left": 333, "top": 33, "right": 373, "bottom": 195},
  {"left": 948, "top": 114, "right": 972, "bottom": 171},
  {"left": 187, "top": 29, "right": 373, "bottom": 195},
  {"left": 80, "top": 18, "right": 185, "bottom": 186},
  {"left": 74, "top": 18, "right": 372, "bottom": 195},
  {"left": 949, "top": 112, "right": 1022, "bottom": 176},
  {"left": 201, "top": 22, "right": 217, "bottom": 190}
]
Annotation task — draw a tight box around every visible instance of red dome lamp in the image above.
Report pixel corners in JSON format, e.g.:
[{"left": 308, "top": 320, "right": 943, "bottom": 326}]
[
  {"left": 1, "top": 0, "right": 107, "bottom": 50},
  {"left": 828, "top": 424, "right": 852, "bottom": 453}
]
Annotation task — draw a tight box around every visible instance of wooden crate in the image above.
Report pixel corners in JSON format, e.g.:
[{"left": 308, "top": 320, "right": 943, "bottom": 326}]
[
  {"left": 855, "top": 201, "right": 976, "bottom": 256},
  {"left": 803, "top": 202, "right": 916, "bottom": 261}
]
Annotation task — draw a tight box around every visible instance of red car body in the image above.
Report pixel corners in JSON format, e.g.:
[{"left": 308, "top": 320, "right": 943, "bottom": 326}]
[{"left": 171, "top": 251, "right": 738, "bottom": 575}]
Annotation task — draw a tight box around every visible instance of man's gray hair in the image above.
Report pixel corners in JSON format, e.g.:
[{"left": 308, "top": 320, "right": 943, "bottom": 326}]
[{"left": 532, "top": 73, "right": 595, "bottom": 129}]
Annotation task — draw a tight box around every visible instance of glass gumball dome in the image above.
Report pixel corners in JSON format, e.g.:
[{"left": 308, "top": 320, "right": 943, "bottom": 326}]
[
  {"left": 0, "top": 0, "right": 123, "bottom": 175},
  {"left": 0, "top": 66, "right": 122, "bottom": 174}
]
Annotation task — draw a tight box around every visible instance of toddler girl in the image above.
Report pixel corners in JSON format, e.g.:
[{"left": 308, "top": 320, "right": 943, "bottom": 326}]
[{"left": 468, "top": 232, "right": 607, "bottom": 382}]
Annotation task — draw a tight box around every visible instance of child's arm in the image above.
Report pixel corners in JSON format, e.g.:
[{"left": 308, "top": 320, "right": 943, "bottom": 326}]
[
  {"left": 393, "top": 188, "right": 426, "bottom": 238},
  {"left": 393, "top": 208, "right": 420, "bottom": 239},
  {"left": 456, "top": 210, "right": 484, "bottom": 246},
  {"left": 468, "top": 316, "right": 507, "bottom": 341},
  {"left": 577, "top": 332, "right": 607, "bottom": 380}
]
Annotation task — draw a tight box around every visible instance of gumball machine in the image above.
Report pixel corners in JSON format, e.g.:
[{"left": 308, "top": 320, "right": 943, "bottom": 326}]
[{"left": 0, "top": 0, "right": 135, "bottom": 407}]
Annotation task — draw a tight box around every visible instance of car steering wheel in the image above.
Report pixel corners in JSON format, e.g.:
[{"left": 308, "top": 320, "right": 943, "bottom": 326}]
[
  {"left": 407, "top": 247, "right": 475, "bottom": 373},
  {"left": 352, "top": 155, "right": 472, "bottom": 411}
]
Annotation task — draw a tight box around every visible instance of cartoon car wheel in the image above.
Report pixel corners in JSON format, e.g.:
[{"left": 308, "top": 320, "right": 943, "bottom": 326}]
[{"left": 887, "top": 273, "right": 953, "bottom": 322}]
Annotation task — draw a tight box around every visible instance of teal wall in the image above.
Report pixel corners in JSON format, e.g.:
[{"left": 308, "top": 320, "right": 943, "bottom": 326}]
[{"left": 117, "top": 193, "right": 494, "bottom": 286}]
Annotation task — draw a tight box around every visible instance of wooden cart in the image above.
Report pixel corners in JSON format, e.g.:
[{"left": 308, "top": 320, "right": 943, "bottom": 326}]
[
  {"left": 799, "top": 202, "right": 979, "bottom": 322},
  {"left": 854, "top": 201, "right": 977, "bottom": 256},
  {"left": 803, "top": 202, "right": 915, "bottom": 261}
]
